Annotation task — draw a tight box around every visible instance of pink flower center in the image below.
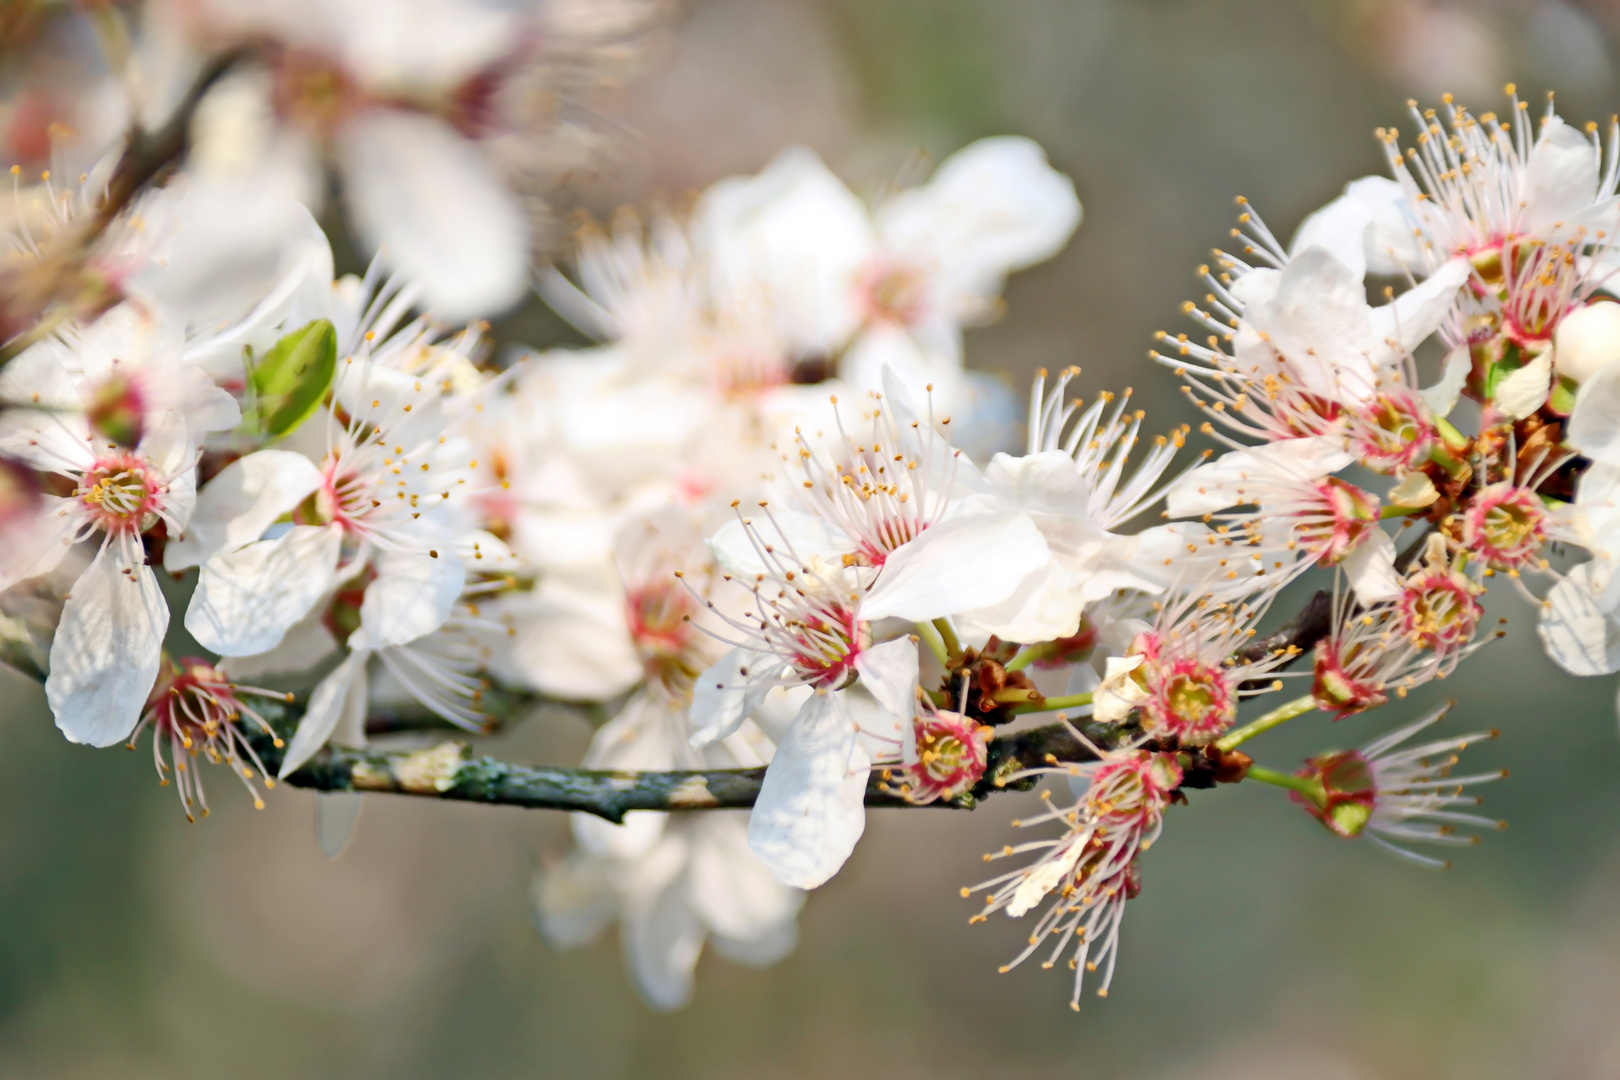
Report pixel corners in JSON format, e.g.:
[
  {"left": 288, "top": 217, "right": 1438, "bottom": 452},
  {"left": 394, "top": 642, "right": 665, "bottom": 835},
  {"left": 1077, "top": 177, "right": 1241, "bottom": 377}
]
[
  {"left": 855, "top": 257, "right": 928, "bottom": 327},
  {"left": 789, "top": 604, "right": 867, "bottom": 688},
  {"left": 1143, "top": 657, "right": 1235, "bottom": 744},
  {"left": 1087, "top": 753, "right": 1181, "bottom": 825},
  {"left": 1311, "top": 637, "right": 1387, "bottom": 719},
  {"left": 1399, "top": 572, "right": 1482, "bottom": 651},
  {"left": 625, "top": 582, "right": 696, "bottom": 667},
  {"left": 1461, "top": 484, "right": 1545, "bottom": 568},
  {"left": 907, "top": 712, "right": 988, "bottom": 801},
  {"left": 77, "top": 451, "right": 160, "bottom": 535},
  {"left": 1354, "top": 391, "right": 1437, "bottom": 474},
  {"left": 1303, "top": 477, "right": 1380, "bottom": 564}
]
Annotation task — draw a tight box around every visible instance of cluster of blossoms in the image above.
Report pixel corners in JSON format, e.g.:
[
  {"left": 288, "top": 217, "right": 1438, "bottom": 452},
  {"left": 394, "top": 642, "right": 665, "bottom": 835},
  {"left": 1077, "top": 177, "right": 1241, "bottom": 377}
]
[{"left": 0, "top": 9, "right": 1608, "bottom": 1013}]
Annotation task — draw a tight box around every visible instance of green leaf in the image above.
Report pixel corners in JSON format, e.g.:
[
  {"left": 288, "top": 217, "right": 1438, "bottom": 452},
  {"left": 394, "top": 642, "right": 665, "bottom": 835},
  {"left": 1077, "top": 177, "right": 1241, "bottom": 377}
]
[{"left": 250, "top": 319, "right": 337, "bottom": 437}]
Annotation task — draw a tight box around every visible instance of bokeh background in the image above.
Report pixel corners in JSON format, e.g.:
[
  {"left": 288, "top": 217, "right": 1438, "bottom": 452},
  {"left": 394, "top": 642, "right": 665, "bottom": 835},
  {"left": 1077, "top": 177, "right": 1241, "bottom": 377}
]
[{"left": 8, "top": 0, "right": 1620, "bottom": 1075}]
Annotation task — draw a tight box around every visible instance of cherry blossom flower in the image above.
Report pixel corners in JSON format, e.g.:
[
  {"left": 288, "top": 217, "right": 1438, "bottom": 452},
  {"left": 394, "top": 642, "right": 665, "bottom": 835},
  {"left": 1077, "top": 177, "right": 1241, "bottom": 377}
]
[
  {"left": 695, "top": 138, "right": 1079, "bottom": 406},
  {"left": 1290, "top": 703, "right": 1505, "bottom": 867},
  {"left": 130, "top": 656, "right": 293, "bottom": 820},
  {"left": 967, "top": 745, "right": 1181, "bottom": 1008}
]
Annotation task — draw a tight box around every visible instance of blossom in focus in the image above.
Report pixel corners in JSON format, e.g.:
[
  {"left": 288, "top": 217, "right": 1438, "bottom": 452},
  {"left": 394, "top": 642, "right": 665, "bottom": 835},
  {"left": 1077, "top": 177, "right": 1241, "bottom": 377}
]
[
  {"left": 967, "top": 746, "right": 1181, "bottom": 1009},
  {"left": 1290, "top": 703, "right": 1505, "bottom": 867}
]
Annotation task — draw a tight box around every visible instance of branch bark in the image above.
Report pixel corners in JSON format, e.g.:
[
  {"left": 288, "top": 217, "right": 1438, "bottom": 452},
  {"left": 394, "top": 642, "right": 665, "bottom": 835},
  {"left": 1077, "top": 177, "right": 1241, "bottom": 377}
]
[{"left": 249, "top": 708, "right": 1111, "bottom": 822}]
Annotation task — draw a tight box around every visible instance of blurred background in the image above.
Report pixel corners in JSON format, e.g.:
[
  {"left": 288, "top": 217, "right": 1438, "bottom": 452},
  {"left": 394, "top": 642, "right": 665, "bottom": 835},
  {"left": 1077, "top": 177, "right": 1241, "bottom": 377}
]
[{"left": 7, "top": 0, "right": 1620, "bottom": 1075}]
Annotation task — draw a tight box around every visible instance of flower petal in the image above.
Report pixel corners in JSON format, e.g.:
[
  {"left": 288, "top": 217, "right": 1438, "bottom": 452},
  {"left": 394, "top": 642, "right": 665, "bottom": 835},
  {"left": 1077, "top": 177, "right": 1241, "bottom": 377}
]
[
  {"left": 623, "top": 856, "right": 706, "bottom": 1012},
  {"left": 46, "top": 549, "right": 168, "bottom": 747},
  {"left": 488, "top": 580, "right": 642, "bottom": 701},
  {"left": 1165, "top": 436, "right": 1352, "bottom": 518},
  {"left": 1524, "top": 117, "right": 1600, "bottom": 232},
  {"left": 877, "top": 135, "right": 1081, "bottom": 309},
  {"left": 747, "top": 690, "right": 869, "bottom": 889},
  {"left": 337, "top": 110, "right": 528, "bottom": 321},
  {"left": 1539, "top": 564, "right": 1620, "bottom": 676},
  {"left": 1496, "top": 351, "right": 1553, "bottom": 420},
  {"left": 164, "top": 449, "right": 324, "bottom": 570},
  {"left": 690, "top": 647, "right": 787, "bottom": 747},
  {"left": 687, "top": 814, "right": 803, "bottom": 961},
  {"left": 707, "top": 511, "right": 850, "bottom": 577},
  {"left": 1569, "top": 359, "right": 1620, "bottom": 466},
  {"left": 1421, "top": 343, "right": 1474, "bottom": 418},
  {"left": 279, "top": 645, "right": 370, "bottom": 778},
  {"left": 859, "top": 511, "right": 1049, "bottom": 622},
  {"left": 186, "top": 524, "right": 340, "bottom": 656},
  {"left": 360, "top": 548, "right": 464, "bottom": 648},
  {"left": 852, "top": 635, "right": 918, "bottom": 721},
  {"left": 1342, "top": 528, "right": 1401, "bottom": 603}
]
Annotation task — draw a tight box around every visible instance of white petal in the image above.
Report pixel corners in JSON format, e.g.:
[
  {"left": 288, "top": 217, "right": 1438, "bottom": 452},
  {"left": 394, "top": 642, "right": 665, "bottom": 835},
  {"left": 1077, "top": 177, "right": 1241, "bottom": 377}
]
[
  {"left": 0, "top": 496, "right": 81, "bottom": 592},
  {"left": 858, "top": 511, "right": 1049, "bottom": 622},
  {"left": 1525, "top": 116, "right": 1600, "bottom": 232},
  {"left": 878, "top": 135, "right": 1081, "bottom": 308},
  {"left": 708, "top": 511, "right": 849, "bottom": 578},
  {"left": 314, "top": 792, "right": 365, "bottom": 859},
  {"left": 1569, "top": 357, "right": 1620, "bottom": 466},
  {"left": 186, "top": 524, "right": 340, "bottom": 656},
  {"left": 696, "top": 146, "right": 874, "bottom": 355},
  {"left": 1420, "top": 343, "right": 1474, "bottom": 418},
  {"left": 164, "top": 449, "right": 324, "bottom": 570},
  {"left": 623, "top": 861, "right": 706, "bottom": 1012},
  {"left": 1246, "top": 247, "right": 1379, "bottom": 402},
  {"left": 1371, "top": 257, "right": 1471, "bottom": 364},
  {"left": 690, "top": 648, "right": 788, "bottom": 747},
  {"left": 218, "top": 610, "right": 339, "bottom": 680},
  {"left": 279, "top": 647, "right": 370, "bottom": 777},
  {"left": 336, "top": 110, "right": 527, "bottom": 321},
  {"left": 1342, "top": 529, "right": 1401, "bottom": 603},
  {"left": 1006, "top": 834, "right": 1087, "bottom": 917},
  {"left": 1291, "top": 187, "right": 1374, "bottom": 279},
  {"left": 1292, "top": 175, "right": 1424, "bottom": 277},
  {"left": 530, "top": 852, "right": 617, "bottom": 950},
  {"left": 1165, "top": 436, "right": 1352, "bottom": 518},
  {"left": 1496, "top": 352, "right": 1554, "bottom": 420},
  {"left": 852, "top": 636, "right": 918, "bottom": 721},
  {"left": 488, "top": 581, "right": 642, "bottom": 701},
  {"left": 46, "top": 549, "right": 168, "bottom": 746},
  {"left": 1093, "top": 654, "right": 1148, "bottom": 724},
  {"left": 360, "top": 548, "right": 463, "bottom": 648},
  {"left": 840, "top": 322, "right": 962, "bottom": 396},
  {"left": 747, "top": 690, "right": 869, "bottom": 889},
  {"left": 687, "top": 814, "right": 803, "bottom": 956},
  {"left": 958, "top": 559, "right": 1085, "bottom": 645},
  {"left": 1539, "top": 564, "right": 1620, "bottom": 676}
]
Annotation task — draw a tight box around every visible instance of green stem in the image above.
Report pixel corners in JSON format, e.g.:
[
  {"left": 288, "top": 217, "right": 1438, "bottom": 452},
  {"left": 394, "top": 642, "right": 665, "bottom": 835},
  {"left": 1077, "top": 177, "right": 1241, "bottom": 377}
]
[
  {"left": 1004, "top": 641, "right": 1054, "bottom": 672},
  {"left": 932, "top": 617, "right": 963, "bottom": 664},
  {"left": 915, "top": 621, "right": 950, "bottom": 667},
  {"left": 1006, "top": 691, "right": 1094, "bottom": 717},
  {"left": 1434, "top": 415, "right": 1470, "bottom": 451},
  {"left": 1379, "top": 503, "right": 1427, "bottom": 520},
  {"left": 1244, "top": 765, "right": 1326, "bottom": 806},
  {"left": 1428, "top": 441, "right": 1470, "bottom": 480},
  {"left": 1214, "top": 693, "right": 1316, "bottom": 752}
]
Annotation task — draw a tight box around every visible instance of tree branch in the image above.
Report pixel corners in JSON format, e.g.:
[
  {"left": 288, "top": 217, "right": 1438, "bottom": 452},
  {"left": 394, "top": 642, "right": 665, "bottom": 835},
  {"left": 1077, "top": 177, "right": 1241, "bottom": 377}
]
[{"left": 248, "top": 703, "right": 1113, "bottom": 822}]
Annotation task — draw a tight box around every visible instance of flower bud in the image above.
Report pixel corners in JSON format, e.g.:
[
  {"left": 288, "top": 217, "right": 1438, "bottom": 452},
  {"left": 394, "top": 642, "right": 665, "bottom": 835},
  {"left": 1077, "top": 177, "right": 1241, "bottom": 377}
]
[{"left": 1553, "top": 300, "right": 1620, "bottom": 384}]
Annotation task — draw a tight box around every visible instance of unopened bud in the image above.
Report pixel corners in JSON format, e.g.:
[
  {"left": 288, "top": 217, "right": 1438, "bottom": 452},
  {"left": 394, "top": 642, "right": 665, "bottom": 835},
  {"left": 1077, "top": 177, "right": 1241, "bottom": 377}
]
[{"left": 1554, "top": 301, "right": 1620, "bottom": 384}]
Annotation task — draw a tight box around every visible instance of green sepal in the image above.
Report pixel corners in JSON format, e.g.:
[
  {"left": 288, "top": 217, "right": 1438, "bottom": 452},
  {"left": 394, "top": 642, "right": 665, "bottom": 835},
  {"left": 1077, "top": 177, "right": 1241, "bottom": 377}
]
[{"left": 1548, "top": 375, "right": 1578, "bottom": 416}]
